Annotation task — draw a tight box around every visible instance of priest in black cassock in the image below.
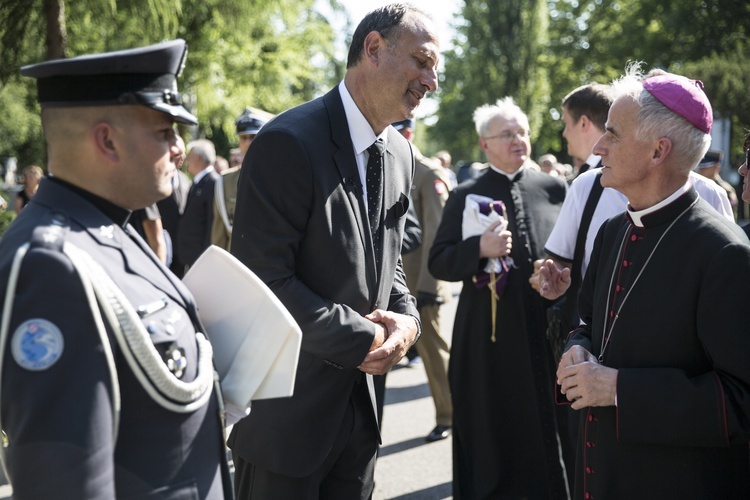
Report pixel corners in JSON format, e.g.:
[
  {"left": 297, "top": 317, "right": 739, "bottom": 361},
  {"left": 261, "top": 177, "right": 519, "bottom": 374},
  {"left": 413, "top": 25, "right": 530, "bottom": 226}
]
[
  {"left": 429, "top": 97, "right": 570, "bottom": 499},
  {"left": 555, "top": 66, "right": 750, "bottom": 499}
]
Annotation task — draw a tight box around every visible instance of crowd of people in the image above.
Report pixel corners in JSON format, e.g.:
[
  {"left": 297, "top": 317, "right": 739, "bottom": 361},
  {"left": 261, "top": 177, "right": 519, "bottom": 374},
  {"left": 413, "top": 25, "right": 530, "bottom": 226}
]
[{"left": 1, "top": 2, "right": 750, "bottom": 500}]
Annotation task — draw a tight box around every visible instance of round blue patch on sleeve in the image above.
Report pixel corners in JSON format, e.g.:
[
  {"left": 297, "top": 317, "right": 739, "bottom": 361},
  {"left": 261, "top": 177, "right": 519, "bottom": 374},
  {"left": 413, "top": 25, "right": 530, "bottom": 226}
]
[{"left": 11, "top": 319, "right": 64, "bottom": 371}]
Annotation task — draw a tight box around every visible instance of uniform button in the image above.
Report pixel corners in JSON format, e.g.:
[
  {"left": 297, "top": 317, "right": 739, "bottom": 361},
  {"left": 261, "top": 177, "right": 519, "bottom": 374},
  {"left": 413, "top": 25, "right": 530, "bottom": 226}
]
[
  {"left": 586, "top": 441, "right": 595, "bottom": 448},
  {"left": 631, "top": 234, "right": 637, "bottom": 241},
  {"left": 615, "top": 285, "right": 623, "bottom": 292},
  {"left": 588, "top": 414, "right": 594, "bottom": 421},
  {"left": 585, "top": 493, "right": 591, "bottom": 499},
  {"left": 622, "top": 260, "right": 629, "bottom": 267},
  {"left": 610, "top": 311, "right": 615, "bottom": 318},
  {"left": 586, "top": 467, "right": 593, "bottom": 474}
]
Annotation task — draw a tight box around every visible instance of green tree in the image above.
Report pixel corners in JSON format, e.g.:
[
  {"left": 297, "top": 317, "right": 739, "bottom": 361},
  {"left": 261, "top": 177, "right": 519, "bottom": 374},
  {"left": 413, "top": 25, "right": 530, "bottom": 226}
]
[
  {"left": 543, "top": 0, "right": 749, "bottom": 163},
  {"left": 0, "top": 0, "right": 341, "bottom": 165},
  {"left": 429, "top": 0, "right": 750, "bottom": 168},
  {"left": 431, "top": 0, "right": 551, "bottom": 164}
]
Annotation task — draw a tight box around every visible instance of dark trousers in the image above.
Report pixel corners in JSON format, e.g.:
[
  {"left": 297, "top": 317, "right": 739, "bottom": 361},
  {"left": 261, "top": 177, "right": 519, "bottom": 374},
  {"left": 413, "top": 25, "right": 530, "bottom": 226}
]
[
  {"left": 233, "top": 377, "right": 378, "bottom": 499},
  {"left": 373, "top": 373, "right": 386, "bottom": 428}
]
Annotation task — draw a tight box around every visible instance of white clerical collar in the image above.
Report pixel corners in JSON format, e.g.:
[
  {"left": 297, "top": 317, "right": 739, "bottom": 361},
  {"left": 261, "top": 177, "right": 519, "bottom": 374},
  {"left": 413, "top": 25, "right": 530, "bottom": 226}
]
[
  {"left": 489, "top": 163, "right": 524, "bottom": 181},
  {"left": 193, "top": 165, "right": 214, "bottom": 184},
  {"left": 585, "top": 153, "right": 601, "bottom": 168},
  {"left": 338, "top": 81, "right": 387, "bottom": 155},
  {"left": 627, "top": 181, "right": 691, "bottom": 228}
]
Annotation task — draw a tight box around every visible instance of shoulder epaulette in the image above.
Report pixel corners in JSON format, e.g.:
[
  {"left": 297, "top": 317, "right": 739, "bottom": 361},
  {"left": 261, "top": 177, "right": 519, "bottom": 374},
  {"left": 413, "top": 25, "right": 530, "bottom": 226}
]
[{"left": 28, "top": 212, "right": 70, "bottom": 252}]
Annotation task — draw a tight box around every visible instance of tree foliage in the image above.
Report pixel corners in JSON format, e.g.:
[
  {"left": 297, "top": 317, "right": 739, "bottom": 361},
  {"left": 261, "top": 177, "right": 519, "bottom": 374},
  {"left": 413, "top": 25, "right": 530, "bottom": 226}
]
[
  {"left": 1, "top": 0, "right": 748, "bottom": 176},
  {"left": 427, "top": 0, "right": 749, "bottom": 168},
  {"left": 431, "top": 0, "right": 551, "bottom": 163},
  {"left": 0, "top": 0, "right": 342, "bottom": 167}
]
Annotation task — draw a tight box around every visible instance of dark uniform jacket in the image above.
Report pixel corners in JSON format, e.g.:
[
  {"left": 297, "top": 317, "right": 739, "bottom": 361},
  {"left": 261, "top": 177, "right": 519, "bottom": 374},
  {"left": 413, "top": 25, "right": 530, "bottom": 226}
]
[
  {"left": 0, "top": 178, "right": 232, "bottom": 499},
  {"left": 567, "top": 187, "right": 750, "bottom": 499},
  {"left": 228, "top": 85, "right": 419, "bottom": 477}
]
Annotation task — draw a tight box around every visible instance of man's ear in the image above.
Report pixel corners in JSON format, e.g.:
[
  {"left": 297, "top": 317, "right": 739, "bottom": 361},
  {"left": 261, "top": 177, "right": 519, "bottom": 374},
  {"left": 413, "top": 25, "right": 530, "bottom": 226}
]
[
  {"left": 651, "top": 137, "right": 673, "bottom": 164},
  {"left": 363, "top": 31, "right": 384, "bottom": 66},
  {"left": 478, "top": 137, "right": 489, "bottom": 155},
  {"left": 579, "top": 114, "right": 591, "bottom": 131},
  {"left": 92, "top": 122, "right": 119, "bottom": 163}
]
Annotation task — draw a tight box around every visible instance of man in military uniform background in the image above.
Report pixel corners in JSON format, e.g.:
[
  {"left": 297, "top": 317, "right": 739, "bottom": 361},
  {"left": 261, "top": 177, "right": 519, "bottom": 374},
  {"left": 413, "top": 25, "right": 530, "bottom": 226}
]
[
  {"left": 393, "top": 119, "right": 454, "bottom": 443},
  {"left": 211, "top": 106, "right": 273, "bottom": 251},
  {"left": 0, "top": 40, "right": 233, "bottom": 498}
]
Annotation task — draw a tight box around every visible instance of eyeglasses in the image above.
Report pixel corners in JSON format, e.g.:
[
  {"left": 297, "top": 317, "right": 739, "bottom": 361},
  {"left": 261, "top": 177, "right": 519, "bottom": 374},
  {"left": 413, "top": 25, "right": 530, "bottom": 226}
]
[{"left": 483, "top": 129, "right": 530, "bottom": 143}]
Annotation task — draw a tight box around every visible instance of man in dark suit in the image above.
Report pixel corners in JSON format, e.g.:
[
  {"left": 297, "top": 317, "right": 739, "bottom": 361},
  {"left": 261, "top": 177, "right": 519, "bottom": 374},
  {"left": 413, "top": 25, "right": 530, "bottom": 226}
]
[
  {"left": 178, "top": 139, "right": 219, "bottom": 272},
  {"left": 556, "top": 66, "right": 750, "bottom": 498},
  {"left": 228, "top": 4, "right": 439, "bottom": 498},
  {"left": 157, "top": 133, "right": 192, "bottom": 277},
  {"left": 0, "top": 40, "right": 232, "bottom": 498}
]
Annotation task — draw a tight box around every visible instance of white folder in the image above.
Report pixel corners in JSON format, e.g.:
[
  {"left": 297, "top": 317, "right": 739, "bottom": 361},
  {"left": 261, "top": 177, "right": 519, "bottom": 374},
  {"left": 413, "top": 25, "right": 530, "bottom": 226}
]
[{"left": 183, "top": 246, "right": 302, "bottom": 408}]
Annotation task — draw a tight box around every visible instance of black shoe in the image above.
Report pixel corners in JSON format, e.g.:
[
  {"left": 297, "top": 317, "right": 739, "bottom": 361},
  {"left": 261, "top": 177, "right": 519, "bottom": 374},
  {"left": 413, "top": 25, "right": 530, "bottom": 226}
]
[{"left": 425, "top": 425, "right": 451, "bottom": 442}]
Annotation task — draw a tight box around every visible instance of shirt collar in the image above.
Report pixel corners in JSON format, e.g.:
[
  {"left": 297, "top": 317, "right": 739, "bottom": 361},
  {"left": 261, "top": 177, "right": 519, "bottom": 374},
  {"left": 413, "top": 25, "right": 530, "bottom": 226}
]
[
  {"left": 489, "top": 163, "right": 524, "bottom": 181},
  {"left": 192, "top": 165, "right": 214, "bottom": 184},
  {"left": 47, "top": 176, "right": 132, "bottom": 228},
  {"left": 585, "top": 153, "right": 601, "bottom": 168},
  {"left": 339, "top": 81, "right": 388, "bottom": 155},
  {"left": 627, "top": 181, "right": 691, "bottom": 228}
]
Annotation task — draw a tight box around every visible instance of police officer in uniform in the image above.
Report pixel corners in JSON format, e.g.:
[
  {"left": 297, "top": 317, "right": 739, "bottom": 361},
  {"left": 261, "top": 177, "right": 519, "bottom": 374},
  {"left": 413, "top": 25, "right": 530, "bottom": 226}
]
[
  {"left": 0, "top": 40, "right": 233, "bottom": 499},
  {"left": 211, "top": 106, "right": 273, "bottom": 251}
]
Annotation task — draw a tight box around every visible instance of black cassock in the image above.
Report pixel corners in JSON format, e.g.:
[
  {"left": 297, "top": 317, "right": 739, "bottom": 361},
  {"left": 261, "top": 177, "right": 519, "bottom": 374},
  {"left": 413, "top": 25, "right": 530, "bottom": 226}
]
[
  {"left": 429, "top": 167, "right": 571, "bottom": 499},
  {"left": 566, "top": 188, "right": 750, "bottom": 499}
]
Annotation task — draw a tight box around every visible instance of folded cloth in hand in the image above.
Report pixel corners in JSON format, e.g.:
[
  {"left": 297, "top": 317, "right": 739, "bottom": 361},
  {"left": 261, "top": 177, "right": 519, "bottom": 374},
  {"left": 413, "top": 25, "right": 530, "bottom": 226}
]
[
  {"left": 462, "top": 194, "right": 513, "bottom": 289},
  {"left": 462, "top": 194, "right": 513, "bottom": 342}
]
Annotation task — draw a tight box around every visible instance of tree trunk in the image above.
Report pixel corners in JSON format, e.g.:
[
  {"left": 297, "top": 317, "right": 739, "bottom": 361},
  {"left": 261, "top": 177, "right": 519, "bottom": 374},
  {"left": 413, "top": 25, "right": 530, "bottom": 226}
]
[{"left": 44, "top": 0, "right": 66, "bottom": 60}]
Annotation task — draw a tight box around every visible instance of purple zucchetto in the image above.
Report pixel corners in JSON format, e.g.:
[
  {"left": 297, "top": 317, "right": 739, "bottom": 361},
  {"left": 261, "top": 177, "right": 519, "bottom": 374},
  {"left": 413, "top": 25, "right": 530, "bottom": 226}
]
[{"left": 642, "top": 74, "right": 713, "bottom": 134}]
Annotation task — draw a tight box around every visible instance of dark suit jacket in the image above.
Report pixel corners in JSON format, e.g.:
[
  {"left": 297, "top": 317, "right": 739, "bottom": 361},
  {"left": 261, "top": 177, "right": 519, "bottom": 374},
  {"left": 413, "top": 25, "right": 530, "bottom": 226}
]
[
  {"left": 0, "top": 178, "right": 231, "bottom": 498},
  {"left": 178, "top": 169, "right": 218, "bottom": 268},
  {"left": 229, "top": 86, "right": 419, "bottom": 477},
  {"left": 157, "top": 169, "right": 191, "bottom": 276}
]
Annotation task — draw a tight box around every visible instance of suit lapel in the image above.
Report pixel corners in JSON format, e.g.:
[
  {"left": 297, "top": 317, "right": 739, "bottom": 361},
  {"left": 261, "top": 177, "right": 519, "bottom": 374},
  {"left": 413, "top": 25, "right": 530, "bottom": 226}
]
[{"left": 324, "top": 89, "right": 380, "bottom": 297}]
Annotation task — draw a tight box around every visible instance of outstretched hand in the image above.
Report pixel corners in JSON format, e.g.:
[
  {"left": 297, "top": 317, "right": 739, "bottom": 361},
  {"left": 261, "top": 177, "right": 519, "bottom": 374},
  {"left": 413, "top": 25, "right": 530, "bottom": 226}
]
[{"left": 537, "top": 259, "right": 572, "bottom": 300}]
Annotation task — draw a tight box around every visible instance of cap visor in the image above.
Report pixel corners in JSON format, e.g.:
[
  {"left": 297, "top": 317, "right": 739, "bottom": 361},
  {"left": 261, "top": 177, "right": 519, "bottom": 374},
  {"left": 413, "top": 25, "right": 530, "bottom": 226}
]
[{"left": 150, "top": 101, "right": 198, "bottom": 125}]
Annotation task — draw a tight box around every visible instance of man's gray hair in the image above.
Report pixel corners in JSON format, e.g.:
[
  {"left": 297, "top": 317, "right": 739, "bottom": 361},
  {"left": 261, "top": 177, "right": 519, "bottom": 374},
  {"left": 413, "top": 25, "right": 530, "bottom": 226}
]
[
  {"left": 187, "top": 139, "right": 216, "bottom": 166},
  {"left": 472, "top": 97, "right": 530, "bottom": 138},
  {"left": 611, "top": 63, "right": 711, "bottom": 170}
]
